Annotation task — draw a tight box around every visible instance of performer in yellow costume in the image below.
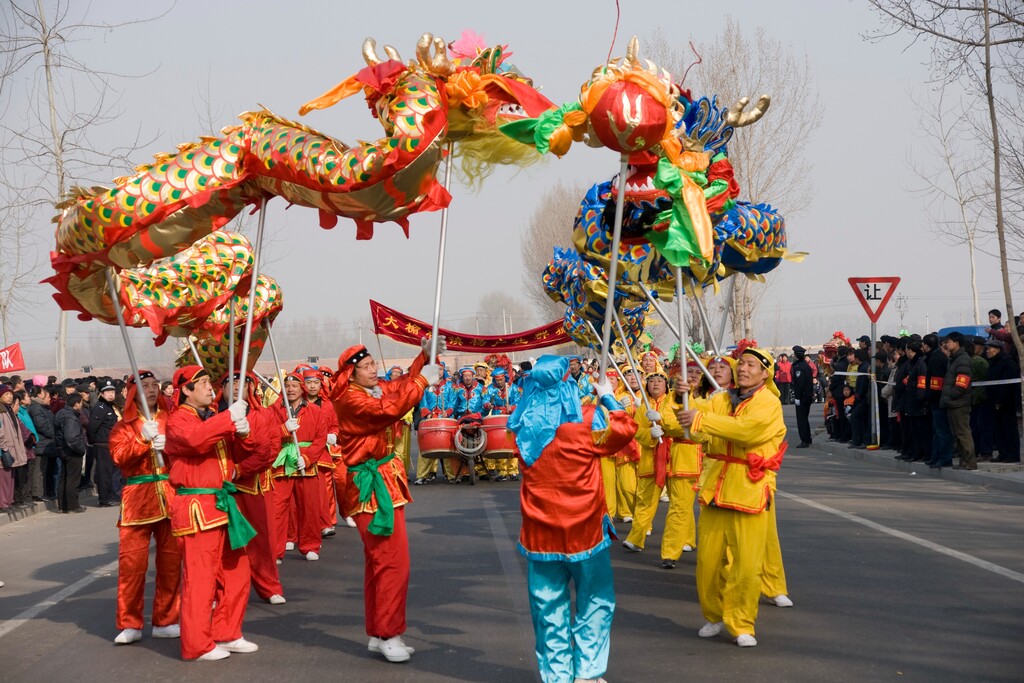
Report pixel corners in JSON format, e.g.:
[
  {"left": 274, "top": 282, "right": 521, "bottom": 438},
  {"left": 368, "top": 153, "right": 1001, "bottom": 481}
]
[
  {"left": 677, "top": 347, "right": 787, "bottom": 647},
  {"left": 620, "top": 367, "right": 702, "bottom": 568},
  {"left": 605, "top": 367, "right": 641, "bottom": 522}
]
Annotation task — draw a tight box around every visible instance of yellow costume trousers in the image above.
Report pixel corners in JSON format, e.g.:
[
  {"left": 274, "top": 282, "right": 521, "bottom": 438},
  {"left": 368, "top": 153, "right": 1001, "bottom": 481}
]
[
  {"left": 625, "top": 476, "right": 659, "bottom": 549},
  {"left": 696, "top": 504, "right": 769, "bottom": 637},
  {"left": 760, "top": 499, "right": 788, "bottom": 597},
  {"left": 415, "top": 453, "right": 440, "bottom": 480},
  {"left": 615, "top": 461, "right": 637, "bottom": 519},
  {"left": 483, "top": 456, "right": 519, "bottom": 477},
  {"left": 660, "top": 477, "right": 697, "bottom": 560}
]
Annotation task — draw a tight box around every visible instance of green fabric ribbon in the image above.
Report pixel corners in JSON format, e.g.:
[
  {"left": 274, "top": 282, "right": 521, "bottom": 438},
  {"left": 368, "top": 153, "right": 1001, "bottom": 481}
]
[
  {"left": 347, "top": 453, "right": 397, "bottom": 537},
  {"left": 176, "top": 482, "right": 256, "bottom": 550},
  {"left": 499, "top": 101, "right": 582, "bottom": 156},
  {"left": 647, "top": 157, "right": 711, "bottom": 268},
  {"left": 125, "top": 473, "right": 169, "bottom": 486},
  {"left": 273, "top": 441, "right": 312, "bottom": 476}
]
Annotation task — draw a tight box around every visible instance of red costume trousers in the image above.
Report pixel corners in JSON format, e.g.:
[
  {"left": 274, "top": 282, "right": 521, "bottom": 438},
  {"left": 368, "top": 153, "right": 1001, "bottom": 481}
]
[
  {"left": 355, "top": 506, "right": 409, "bottom": 639},
  {"left": 116, "top": 520, "right": 181, "bottom": 630},
  {"left": 273, "top": 476, "right": 322, "bottom": 556},
  {"left": 178, "top": 527, "right": 251, "bottom": 660},
  {"left": 332, "top": 465, "right": 347, "bottom": 516},
  {"left": 320, "top": 468, "right": 337, "bottom": 529},
  {"left": 235, "top": 491, "right": 283, "bottom": 600}
]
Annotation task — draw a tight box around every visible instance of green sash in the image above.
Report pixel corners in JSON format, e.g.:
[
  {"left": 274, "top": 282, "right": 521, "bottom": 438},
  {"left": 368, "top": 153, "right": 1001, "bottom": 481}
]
[
  {"left": 125, "top": 473, "right": 168, "bottom": 486},
  {"left": 175, "top": 481, "right": 256, "bottom": 549},
  {"left": 347, "top": 453, "right": 397, "bottom": 536},
  {"left": 273, "top": 441, "right": 312, "bottom": 476}
]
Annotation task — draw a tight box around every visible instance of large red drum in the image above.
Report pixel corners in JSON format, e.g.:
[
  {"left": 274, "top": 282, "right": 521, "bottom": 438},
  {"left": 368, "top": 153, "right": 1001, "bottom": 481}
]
[
  {"left": 418, "top": 418, "right": 457, "bottom": 457},
  {"left": 483, "top": 414, "right": 517, "bottom": 455}
]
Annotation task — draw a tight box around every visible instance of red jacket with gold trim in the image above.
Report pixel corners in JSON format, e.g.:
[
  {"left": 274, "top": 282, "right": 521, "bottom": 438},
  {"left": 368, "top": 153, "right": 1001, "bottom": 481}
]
[{"left": 110, "top": 410, "right": 174, "bottom": 526}]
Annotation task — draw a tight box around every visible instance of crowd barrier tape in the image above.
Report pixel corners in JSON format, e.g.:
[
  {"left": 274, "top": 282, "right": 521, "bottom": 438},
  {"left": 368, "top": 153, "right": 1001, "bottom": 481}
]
[{"left": 828, "top": 370, "right": 1021, "bottom": 387}]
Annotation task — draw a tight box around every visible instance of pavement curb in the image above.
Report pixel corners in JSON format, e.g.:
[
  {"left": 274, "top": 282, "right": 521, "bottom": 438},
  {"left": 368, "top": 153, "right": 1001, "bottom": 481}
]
[
  {"left": 812, "top": 439, "right": 1024, "bottom": 496},
  {"left": 0, "top": 490, "right": 99, "bottom": 529}
]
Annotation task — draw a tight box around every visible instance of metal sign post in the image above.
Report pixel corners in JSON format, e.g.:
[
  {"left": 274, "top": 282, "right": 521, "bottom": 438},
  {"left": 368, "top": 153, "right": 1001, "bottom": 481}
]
[{"left": 848, "top": 277, "right": 901, "bottom": 448}]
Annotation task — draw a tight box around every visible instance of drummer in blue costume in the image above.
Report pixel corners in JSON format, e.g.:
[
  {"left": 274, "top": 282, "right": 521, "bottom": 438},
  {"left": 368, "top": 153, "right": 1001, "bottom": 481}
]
[
  {"left": 414, "top": 364, "right": 453, "bottom": 485},
  {"left": 482, "top": 367, "right": 522, "bottom": 482}
]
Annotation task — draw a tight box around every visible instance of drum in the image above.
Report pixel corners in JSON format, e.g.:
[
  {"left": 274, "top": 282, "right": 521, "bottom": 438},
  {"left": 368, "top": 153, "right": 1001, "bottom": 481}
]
[
  {"left": 417, "top": 418, "right": 457, "bottom": 457},
  {"left": 482, "top": 414, "right": 517, "bottom": 455}
]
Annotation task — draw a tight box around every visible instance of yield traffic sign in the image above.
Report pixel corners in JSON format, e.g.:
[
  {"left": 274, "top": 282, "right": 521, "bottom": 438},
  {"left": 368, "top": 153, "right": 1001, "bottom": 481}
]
[{"left": 848, "top": 277, "right": 900, "bottom": 323}]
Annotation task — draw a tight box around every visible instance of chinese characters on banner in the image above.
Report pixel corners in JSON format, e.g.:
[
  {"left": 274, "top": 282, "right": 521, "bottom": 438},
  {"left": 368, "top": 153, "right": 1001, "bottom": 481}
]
[
  {"left": 0, "top": 343, "right": 25, "bottom": 372},
  {"left": 369, "top": 300, "right": 572, "bottom": 352}
]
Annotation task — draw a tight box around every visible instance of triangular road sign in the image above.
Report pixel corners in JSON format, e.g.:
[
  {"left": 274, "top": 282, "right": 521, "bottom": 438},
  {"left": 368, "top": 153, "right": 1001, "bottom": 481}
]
[{"left": 848, "top": 277, "right": 900, "bottom": 323}]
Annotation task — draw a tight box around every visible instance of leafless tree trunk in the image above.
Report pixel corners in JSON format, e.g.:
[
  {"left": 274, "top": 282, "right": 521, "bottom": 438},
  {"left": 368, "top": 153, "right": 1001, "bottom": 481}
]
[
  {"left": 649, "top": 18, "right": 823, "bottom": 344},
  {"left": 867, "top": 0, "right": 1024, "bottom": 376}
]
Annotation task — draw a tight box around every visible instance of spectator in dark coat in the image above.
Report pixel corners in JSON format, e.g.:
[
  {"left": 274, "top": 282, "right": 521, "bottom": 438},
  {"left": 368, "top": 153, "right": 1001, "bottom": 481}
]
[
  {"left": 791, "top": 346, "right": 815, "bottom": 447},
  {"left": 985, "top": 340, "right": 1021, "bottom": 463},
  {"left": 87, "top": 379, "right": 121, "bottom": 506},
  {"left": 27, "top": 387, "right": 59, "bottom": 499},
  {"left": 904, "top": 341, "right": 931, "bottom": 462},
  {"left": 941, "top": 332, "right": 976, "bottom": 470},
  {"left": 967, "top": 337, "right": 994, "bottom": 461},
  {"left": 849, "top": 349, "right": 872, "bottom": 449},
  {"left": 55, "top": 393, "right": 88, "bottom": 513},
  {"left": 923, "top": 334, "right": 953, "bottom": 468}
]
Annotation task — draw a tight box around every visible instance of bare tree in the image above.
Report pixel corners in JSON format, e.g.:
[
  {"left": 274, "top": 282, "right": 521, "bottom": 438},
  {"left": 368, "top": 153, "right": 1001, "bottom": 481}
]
[
  {"left": 477, "top": 291, "right": 533, "bottom": 335},
  {"left": 908, "top": 88, "right": 992, "bottom": 324},
  {"left": 649, "top": 18, "right": 824, "bottom": 343},
  {"left": 519, "top": 180, "right": 586, "bottom": 321},
  {"left": 867, "top": 0, "right": 1024, "bottom": 368},
  {"left": 0, "top": 167, "right": 38, "bottom": 344},
  {"left": 0, "top": 0, "right": 169, "bottom": 375}
]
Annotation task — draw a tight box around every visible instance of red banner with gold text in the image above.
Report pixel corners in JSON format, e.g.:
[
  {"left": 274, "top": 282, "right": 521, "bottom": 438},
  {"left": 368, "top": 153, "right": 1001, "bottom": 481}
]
[
  {"left": 0, "top": 343, "right": 25, "bottom": 373},
  {"left": 370, "top": 300, "right": 571, "bottom": 352}
]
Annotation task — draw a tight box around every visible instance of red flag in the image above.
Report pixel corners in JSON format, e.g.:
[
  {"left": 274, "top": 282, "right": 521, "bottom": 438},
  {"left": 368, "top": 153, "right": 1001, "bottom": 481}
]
[
  {"left": 370, "top": 300, "right": 571, "bottom": 353},
  {"left": 0, "top": 343, "right": 25, "bottom": 372}
]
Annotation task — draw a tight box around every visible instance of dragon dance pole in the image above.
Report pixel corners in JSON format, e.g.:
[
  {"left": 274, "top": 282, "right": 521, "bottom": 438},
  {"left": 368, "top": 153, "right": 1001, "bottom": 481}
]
[
  {"left": 104, "top": 269, "right": 162, "bottom": 467},
  {"left": 227, "top": 306, "right": 236, "bottom": 404},
  {"left": 236, "top": 197, "right": 267, "bottom": 404},
  {"left": 583, "top": 319, "right": 634, "bottom": 400},
  {"left": 263, "top": 319, "right": 305, "bottom": 475},
  {"left": 602, "top": 314, "right": 658, "bottom": 418},
  {"left": 691, "top": 280, "right": 721, "bottom": 356},
  {"left": 716, "top": 276, "right": 736, "bottom": 353},
  {"left": 639, "top": 285, "right": 720, "bottom": 391},
  {"left": 187, "top": 337, "right": 204, "bottom": 368},
  {"left": 675, "top": 267, "right": 690, "bottom": 436},
  {"left": 597, "top": 154, "right": 629, "bottom": 378},
  {"left": 428, "top": 140, "right": 455, "bottom": 362}
]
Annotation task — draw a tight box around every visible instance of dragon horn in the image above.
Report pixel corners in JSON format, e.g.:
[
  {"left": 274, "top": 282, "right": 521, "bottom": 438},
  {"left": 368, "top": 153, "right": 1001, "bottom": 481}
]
[
  {"left": 725, "top": 94, "right": 772, "bottom": 128},
  {"left": 363, "top": 37, "right": 382, "bottom": 66},
  {"left": 383, "top": 44, "right": 402, "bottom": 62},
  {"left": 626, "top": 36, "right": 640, "bottom": 68}
]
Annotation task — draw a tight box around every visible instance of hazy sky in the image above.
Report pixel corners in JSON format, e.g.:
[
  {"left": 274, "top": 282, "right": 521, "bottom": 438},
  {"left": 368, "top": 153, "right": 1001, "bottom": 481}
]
[{"left": 4, "top": 0, "right": 1011, "bottom": 371}]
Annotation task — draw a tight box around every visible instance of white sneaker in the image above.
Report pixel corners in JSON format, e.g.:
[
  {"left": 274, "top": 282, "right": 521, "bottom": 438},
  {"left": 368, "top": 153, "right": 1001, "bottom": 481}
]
[
  {"left": 770, "top": 594, "right": 794, "bottom": 608},
  {"left": 368, "top": 636, "right": 415, "bottom": 655},
  {"left": 268, "top": 594, "right": 286, "bottom": 605},
  {"left": 682, "top": 544, "right": 694, "bottom": 552},
  {"left": 735, "top": 634, "right": 758, "bottom": 647},
  {"left": 621, "top": 516, "right": 633, "bottom": 523},
  {"left": 216, "top": 637, "right": 259, "bottom": 653},
  {"left": 114, "top": 628, "right": 142, "bottom": 644},
  {"left": 276, "top": 558, "right": 282, "bottom": 565},
  {"left": 321, "top": 527, "right": 336, "bottom": 537},
  {"left": 698, "top": 621, "right": 723, "bottom": 638},
  {"left": 285, "top": 541, "right": 295, "bottom": 551},
  {"left": 305, "top": 551, "right": 320, "bottom": 561},
  {"left": 646, "top": 528, "right": 652, "bottom": 536},
  {"left": 197, "top": 645, "right": 231, "bottom": 661},
  {"left": 622, "top": 540, "right": 642, "bottom": 553},
  {"left": 344, "top": 516, "right": 357, "bottom": 528},
  {"left": 660, "top": 494, "right": 670, "bottom": 503},
  {"left": 152, "top": 623, "right": 180, "bottom": 639},
  {"left": 376, "top": 635, "right": 412, "bottom": 662}
]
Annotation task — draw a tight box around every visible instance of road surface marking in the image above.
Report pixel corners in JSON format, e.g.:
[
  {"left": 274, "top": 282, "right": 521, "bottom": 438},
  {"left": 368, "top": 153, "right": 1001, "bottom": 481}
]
[
  {"left": 0, "top": 560, "right": 118, "bottom": 640},
  {"left": 778, "top": 490, "right": 1024, "bottom": 585}
]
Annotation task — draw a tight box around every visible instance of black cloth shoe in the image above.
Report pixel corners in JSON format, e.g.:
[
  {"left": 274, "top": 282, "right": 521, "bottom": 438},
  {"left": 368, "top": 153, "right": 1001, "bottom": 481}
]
[
  {"left": 796, "top": 442, "right": 810, "bottom": 449},
  {"left": 661, "top": 559, "right": 676, "bottom": 569}
]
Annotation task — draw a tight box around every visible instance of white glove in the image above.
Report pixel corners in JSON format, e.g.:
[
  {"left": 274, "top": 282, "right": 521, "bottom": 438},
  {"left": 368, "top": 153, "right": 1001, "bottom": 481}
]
[
  {"left": 151, "top": 434, "right": 166, "bottom": 451},
  {"left": 284, "top": 417, "right": 299, "bottom": 433},
  {"left": 646, "top": 409, "right": 662, "bottom": 423},
  {"left": 420, "top": 335, "right": 447, "bottom": 356},
  {"left": 794, "top": 399, "right": 800, "bottom": 406},
  {"left": 594, "top": 377, "right": 613, "bottom": 398},
  {"left": 421, "top": 364, "right": 441, "bottom": 386},
  {"left": 140, "top": 420, "right": 160, "bottom": 442},
  {"left": 233, "top": 417, "right": 250, "bottom": 435},
  {"left": 650, "top": 424, "right": 665, "bottom": 439},
  {"left": 326, "top": 433, "right": 338, "bottom": 446},
  {"left": 228, "top": 400, "right": 247, "bottom": 421}
]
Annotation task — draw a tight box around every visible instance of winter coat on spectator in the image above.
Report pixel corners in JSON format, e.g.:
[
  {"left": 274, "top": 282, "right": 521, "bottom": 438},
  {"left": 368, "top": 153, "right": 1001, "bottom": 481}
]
[
  {"left": 905, "top": 354, "right": 928, "bottom": 416},
  {"left": 924, "top": 349, "right": 948, "bottom": 409},
  {"left": 27, "top": 402, "right": 56, "bottom": 457},
  {"left": 988, "top": 350, "right": 1022, "bottom": 411},
  {"left": 0, "top": 405, "right": 29, "bottom": 467},
  {"left": 939, "top": 348, "right": 972, "bottom": 409},
  {"left": 890, "top": 356, "right": 910, "bottom": 414},
  {"left": 55, "top": 406, "right": 87, "bottom": 459}
]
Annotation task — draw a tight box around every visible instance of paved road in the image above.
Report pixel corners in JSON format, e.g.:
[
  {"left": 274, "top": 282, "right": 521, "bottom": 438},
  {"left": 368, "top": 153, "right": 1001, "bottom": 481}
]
[{"left": 1, "top": 406, "right": 1022, "bottom": 682}]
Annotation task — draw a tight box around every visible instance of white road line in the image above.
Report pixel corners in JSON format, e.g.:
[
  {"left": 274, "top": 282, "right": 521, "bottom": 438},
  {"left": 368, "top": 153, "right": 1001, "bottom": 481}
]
[
  {"left": 777, "top": 490, "right": 1024, "bottom": 585},
  {"left": 0, "top": 559, "right": 118, "bottom": 640}
]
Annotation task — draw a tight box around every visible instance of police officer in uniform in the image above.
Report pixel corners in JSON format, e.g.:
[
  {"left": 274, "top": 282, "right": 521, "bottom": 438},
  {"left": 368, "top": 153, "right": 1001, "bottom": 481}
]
[
  {"left": 89, "top": 379, "right": 122, "bottom": 507},
  {"left": 791, "top": 346, "right": 814, "bottom": 447}
]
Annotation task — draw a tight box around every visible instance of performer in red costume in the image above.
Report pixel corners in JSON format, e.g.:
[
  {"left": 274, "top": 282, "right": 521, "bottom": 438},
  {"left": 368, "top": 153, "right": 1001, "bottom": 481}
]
[
  {"left": 109, "top": 370, "right": 181, "bottom": 645},
  {"left": 298, "top": 367, "right": 347, "bottom": 535},
  {"left": 165, "top": 366, "right": 258, "bottom": 661},
  {"left": 331, "top": 336, "right": 443, "bottom": 663},
  {"left": 507, "top": 355, "right": 637, "bottom": 683},
  {"left": 271, "top": 372, "right": 328, "bottom": 561},
  {"left": 226, "top": 372, "right": 286, "bottom": 604}
]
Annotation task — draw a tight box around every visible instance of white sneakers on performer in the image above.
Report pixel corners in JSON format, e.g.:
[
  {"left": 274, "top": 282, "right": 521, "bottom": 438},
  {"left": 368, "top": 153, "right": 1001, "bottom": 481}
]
[
  {"left": 268, "top": 594, "right": 286, "bottom": 605},
  {"left": 660, "top": 494, "right": 670, "bottom": 503},
  {"left": 682, "top": 544, "right": 695, "bottom": 552},
  {"left": 216, "top": 637, "right": 259, "bottom": 653},
  {"left": 622, "top": 540, "right": 642, "bottom": 553},
  {"left": 197, "top": 645, "right": 231, "bottom": 661},
  {"left": 305, "top": 551, "right": 320, "bottom": 561},
  {"left": 698, "top": 621, "right": 724, "bottom": 638},
  {"left": 770, "top": 594, "right": 794, "bottom": 607},
  {"left": 375, "top": 635, "right": 412, "bottom": 662},
  {"left": 735, "top": 634, "right": 758, "bottom": 647},
  {"left": 285, "top": 541, "right": 295, "bottom": 551},
  {"left": 152, "top": 624, "right": 180, "bottom": 639},
  {"left": 368, "top": 636, "right": 415, "bottom": 655},
  {"left": 646, "top": 528, "right": 652, "bottom": 536},
  {"left": 321, "top": 526, "right": 336, "bottom": 537},
  {"left": 344, "top": 516, "right": 357, "bottom": 528},
  {"left": 621, "top": 516, "right": 633, "bottom": 523},
  {"left": 114, "top": 628, "right": 142, "bottom": 644}
]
